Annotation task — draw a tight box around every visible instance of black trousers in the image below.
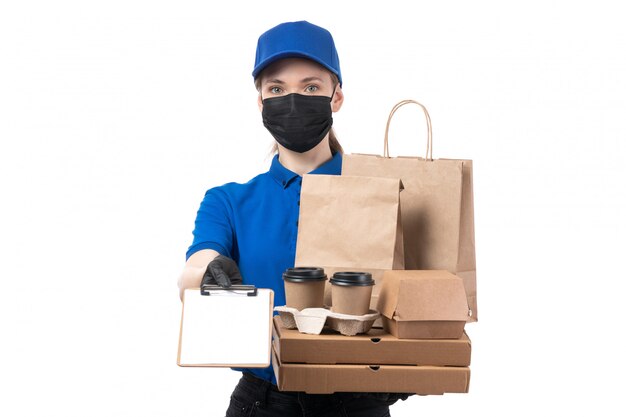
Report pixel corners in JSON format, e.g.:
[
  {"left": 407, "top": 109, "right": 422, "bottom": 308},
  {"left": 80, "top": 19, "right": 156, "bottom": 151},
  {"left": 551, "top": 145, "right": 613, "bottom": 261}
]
[{"left": 225, "top": 373, "right": 391, "bottom": 417}]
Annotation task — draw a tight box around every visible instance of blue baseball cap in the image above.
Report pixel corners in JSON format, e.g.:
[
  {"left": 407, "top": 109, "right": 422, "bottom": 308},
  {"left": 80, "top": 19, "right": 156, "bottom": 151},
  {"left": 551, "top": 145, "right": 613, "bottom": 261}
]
[{"left": 252, "top": 21, "right": 342, "bottom": 86}]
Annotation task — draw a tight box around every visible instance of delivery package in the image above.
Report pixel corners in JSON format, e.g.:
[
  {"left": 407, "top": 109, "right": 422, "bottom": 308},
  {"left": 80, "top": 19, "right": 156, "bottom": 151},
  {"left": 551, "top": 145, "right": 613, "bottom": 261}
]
[
  {"left": 272, "top": 316, "right": 471, "bottom": 366},
  {"left": 272, "top": 315, "right": 472, "bottom": 394},
  {"left": 377, "top": 270, "right": 471, "bottom": 339},
  {"left": 271, "top": 346, "right": 470, "bottom": 395},
  {"left": 294, "top": 174, "right": 404, "bottom": 310},
  {"left": 342, "top": 100, "right": 478, "bottom": 321}
]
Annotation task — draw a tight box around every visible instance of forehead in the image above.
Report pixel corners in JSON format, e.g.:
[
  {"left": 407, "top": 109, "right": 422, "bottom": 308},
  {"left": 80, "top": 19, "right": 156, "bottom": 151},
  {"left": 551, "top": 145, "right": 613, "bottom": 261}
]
[{"left": 259, "top": 57, "right": 332, "bottom": 84}]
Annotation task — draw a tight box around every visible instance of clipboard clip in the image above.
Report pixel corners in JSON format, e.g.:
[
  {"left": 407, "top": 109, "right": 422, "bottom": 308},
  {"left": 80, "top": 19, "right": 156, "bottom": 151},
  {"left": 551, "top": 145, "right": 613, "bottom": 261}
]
[{"left": 201, "top": 284, "right": 258, "bottom": 297}]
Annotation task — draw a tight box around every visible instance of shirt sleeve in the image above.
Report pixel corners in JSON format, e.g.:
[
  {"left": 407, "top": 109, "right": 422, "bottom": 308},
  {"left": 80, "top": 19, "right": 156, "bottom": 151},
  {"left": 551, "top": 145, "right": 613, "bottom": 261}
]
[{"left": 186, "top": 186, "right": 235, "bottom": 261}]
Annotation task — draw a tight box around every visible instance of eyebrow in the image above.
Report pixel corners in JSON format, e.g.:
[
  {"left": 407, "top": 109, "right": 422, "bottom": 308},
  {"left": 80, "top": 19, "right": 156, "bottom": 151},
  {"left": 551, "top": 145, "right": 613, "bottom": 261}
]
[
  {"left": 300, "top": 76, "right": 325, "bottom": 83},
  {"left": 265, "top": 76, "right": 326, "bottom": 85}
]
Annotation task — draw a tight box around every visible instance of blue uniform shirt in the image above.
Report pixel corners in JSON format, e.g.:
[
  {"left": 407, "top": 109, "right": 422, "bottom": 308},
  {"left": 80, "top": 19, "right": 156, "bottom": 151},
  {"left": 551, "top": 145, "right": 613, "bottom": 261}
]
[{"left": 186, "top": 151, "right": 342, "bottom": 383}]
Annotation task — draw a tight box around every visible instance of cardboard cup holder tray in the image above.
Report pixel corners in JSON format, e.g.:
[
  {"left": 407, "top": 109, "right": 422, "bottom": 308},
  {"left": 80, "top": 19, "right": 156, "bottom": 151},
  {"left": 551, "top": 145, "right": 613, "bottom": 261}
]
[{"left": 274, "top": 306, "right": 380, "bottom": 336}]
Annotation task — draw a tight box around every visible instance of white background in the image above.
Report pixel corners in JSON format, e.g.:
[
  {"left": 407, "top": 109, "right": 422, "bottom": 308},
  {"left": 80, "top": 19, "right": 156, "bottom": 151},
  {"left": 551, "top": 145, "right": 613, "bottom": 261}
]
[{"left": 1, "top": 1, "right": 624, "bottom": 416}]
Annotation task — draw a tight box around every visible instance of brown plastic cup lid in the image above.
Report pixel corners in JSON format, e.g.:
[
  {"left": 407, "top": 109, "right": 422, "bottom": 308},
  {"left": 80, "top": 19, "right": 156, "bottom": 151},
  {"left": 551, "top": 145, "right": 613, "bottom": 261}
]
[
  {"left": 330, "top": 271, "right": 375, "bottom": 287},
  {"left": 283, "top": 267, "right": 327, "bottom": 282}
]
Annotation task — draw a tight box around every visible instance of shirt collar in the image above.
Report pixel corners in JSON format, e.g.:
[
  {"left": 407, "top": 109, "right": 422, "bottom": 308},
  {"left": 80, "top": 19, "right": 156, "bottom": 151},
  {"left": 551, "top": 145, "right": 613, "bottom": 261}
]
[{"left": 269, "top": 152, "right": 343, "bottom": 189}]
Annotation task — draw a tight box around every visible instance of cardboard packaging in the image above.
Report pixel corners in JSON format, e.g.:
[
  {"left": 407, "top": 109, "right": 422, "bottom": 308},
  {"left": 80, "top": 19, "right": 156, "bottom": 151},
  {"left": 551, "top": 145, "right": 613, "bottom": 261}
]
[
  {"left": 342, "top": 100, "right": 479, "bottom": 322},
  {"left": 377, "top": 270, "right": 471, "bottom": 339},
  {"left": 273, "top": 307, "right": 380, "bottom": 336},
  {"left": 272, "top": 316, "right": 471, "bottom": 366},
  {"left": 271, "top": 346, "right": 470, "bottom": 394},
  {"left": 294, "top": 175, "right": 405, "bottom": 309}
]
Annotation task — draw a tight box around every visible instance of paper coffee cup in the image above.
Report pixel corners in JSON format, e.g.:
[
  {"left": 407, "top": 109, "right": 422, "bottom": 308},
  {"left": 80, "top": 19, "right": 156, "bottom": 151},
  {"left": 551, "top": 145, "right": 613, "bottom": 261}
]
[
  {"left": 283, "top": 267, "right": 327, "bottom": 310},
  {"left": 330, "top": 272, "right": 375, "bottom": 316}
]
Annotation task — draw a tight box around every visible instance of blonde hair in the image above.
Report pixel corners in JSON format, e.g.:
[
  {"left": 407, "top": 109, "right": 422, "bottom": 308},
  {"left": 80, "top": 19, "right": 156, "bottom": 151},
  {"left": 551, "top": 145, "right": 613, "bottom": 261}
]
[{"left": 255, "top": 72, "right": 344, "bottom": 156}]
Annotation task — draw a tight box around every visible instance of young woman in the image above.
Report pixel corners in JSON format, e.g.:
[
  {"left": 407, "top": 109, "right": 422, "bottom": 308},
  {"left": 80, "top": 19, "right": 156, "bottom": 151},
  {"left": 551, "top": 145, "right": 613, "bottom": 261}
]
[{"left": 178, "top": 21, "right": 400, "bottom": 416}]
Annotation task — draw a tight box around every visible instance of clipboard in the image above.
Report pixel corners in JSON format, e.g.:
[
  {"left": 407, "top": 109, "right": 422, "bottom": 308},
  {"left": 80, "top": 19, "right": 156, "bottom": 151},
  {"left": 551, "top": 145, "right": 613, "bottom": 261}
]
[{"left": 177, "top": 285, "right": 274, "bottom": 367}]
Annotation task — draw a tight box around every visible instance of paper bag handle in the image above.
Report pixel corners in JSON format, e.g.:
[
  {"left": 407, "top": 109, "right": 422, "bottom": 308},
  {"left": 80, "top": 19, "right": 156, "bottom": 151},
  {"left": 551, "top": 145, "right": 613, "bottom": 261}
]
[{"left": 383, "top": 99, "right": 433, "bottom": 161}]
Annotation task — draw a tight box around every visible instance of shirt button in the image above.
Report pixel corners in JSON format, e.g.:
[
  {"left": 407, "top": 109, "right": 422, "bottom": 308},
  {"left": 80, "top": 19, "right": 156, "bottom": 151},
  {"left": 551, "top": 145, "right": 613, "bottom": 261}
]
[
  {"left": 295, "top": 220, "right": 299, "bottom": 227},
  {"left": 297, "top": 200, "right": 300, "bottom": 206},
  {"left": 255, "top": 401, "right": 261, "bottom": 406}
]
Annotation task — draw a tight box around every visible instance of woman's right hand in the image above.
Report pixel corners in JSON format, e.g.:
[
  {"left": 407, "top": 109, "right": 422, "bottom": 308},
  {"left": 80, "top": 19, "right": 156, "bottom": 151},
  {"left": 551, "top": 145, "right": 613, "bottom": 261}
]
[
  {"left": 177, "top": 249, "right": 220, "bottom": 301},
  {"left": 201, "top": 255, "right": 243, "bottom": 288}
]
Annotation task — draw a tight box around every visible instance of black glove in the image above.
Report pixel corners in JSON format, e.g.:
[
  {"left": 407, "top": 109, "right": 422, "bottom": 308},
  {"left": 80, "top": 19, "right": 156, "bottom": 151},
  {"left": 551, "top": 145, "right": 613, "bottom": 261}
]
[
  {"left": 352, "top": 392, "right": 413, "bottom": 406},
  {"left": 201, "top": 255, "right": 243, "bottom": 288}
]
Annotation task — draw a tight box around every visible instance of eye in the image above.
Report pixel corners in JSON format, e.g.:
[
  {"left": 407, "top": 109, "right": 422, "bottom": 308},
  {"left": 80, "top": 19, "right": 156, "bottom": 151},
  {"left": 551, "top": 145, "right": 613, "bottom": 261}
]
[
  {"left": 305, "top": 85, "right": 319, "bottom": 93},
  {"left": 269, "top": 86, "right": 283, "bottom": 94}
]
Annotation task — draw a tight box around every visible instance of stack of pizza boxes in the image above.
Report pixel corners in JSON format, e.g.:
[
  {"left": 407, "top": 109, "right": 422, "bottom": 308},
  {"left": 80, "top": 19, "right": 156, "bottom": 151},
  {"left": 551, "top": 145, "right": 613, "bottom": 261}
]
[{"left": 272, "top": 269, "right": 472, "bottom": 395}]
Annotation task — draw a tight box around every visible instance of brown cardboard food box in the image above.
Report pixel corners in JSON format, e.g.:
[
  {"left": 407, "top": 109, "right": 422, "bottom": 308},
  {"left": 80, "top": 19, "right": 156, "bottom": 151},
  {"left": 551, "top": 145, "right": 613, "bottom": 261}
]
[
  {"left": 377, "top": 270, "right": 471, "bottom": 339},
  {"left": 272, "top": 316, "right": 471, "bottom": 366},
  {"left": 271, "top": 346, "right": 470, "bottom": 394}
]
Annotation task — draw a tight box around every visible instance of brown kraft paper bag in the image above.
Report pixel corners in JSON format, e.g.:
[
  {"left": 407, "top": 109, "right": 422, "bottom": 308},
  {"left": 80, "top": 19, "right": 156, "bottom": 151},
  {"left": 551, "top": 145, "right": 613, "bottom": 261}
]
[
  {"left": 342, "top": 100, "right": 478, "bottom": 322},
  {"left": 294, "top": 174, "right": 404, "bottom": 309}
]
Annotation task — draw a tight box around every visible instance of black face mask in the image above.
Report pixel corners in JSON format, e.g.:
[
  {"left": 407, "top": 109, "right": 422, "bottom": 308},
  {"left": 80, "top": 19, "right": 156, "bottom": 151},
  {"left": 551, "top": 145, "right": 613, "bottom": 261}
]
[{"left": 261, "top": 91, "right": 334, "bottom": 153}]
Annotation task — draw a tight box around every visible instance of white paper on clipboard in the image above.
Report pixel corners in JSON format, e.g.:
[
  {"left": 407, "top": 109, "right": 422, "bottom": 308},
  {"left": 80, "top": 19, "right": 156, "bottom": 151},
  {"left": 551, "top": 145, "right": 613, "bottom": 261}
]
[{"left": 177, "top": 288, "right": 274, "bottom": 367}]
